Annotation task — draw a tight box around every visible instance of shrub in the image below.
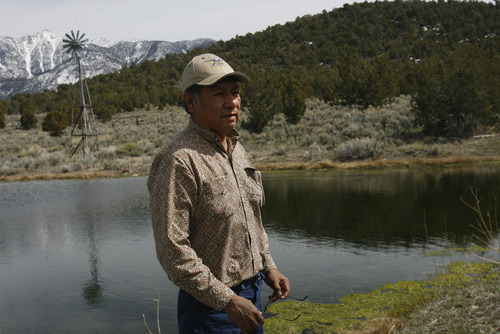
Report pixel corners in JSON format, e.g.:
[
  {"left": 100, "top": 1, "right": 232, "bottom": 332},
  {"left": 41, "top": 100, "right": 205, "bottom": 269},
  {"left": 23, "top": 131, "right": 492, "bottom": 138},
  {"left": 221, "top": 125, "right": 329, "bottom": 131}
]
[
  {"left": 99, "top": 146, "right": 116, "bottom": 159},
  {"left": 335, "top": 138, "right": 381, "bottom": 161},
  {"left": 137, "top": 139, "right": 156, "bottom": 155},
  {"left": 20, "top": 109, "right": 37, "bottom": 130},
  {"left": 116, "top": 142, "right": 141, "bottom": 156},
  {"left": 42, "top": 110, "right": 68, "bottom": 136}
]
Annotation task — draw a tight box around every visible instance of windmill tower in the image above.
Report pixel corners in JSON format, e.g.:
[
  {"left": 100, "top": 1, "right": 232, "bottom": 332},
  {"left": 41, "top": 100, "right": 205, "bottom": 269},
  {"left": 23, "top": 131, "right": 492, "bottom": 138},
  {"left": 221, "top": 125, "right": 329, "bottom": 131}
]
[{"left": 63, "top": 30, "right": 99, "bottom": 159}]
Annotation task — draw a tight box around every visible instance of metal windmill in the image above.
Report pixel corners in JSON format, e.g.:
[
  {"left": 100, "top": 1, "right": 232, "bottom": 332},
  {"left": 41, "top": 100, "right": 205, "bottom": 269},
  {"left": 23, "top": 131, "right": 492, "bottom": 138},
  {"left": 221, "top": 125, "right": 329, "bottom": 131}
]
[{"left": 63, "top": 30, "right": 99, "bottom": 159}]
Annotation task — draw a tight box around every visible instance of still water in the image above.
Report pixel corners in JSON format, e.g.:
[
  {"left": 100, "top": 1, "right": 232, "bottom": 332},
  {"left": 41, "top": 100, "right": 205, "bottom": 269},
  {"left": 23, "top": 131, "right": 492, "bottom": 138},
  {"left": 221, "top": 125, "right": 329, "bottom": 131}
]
[{"left": 1, "top": 166, "right": 499, "bottom": 333}]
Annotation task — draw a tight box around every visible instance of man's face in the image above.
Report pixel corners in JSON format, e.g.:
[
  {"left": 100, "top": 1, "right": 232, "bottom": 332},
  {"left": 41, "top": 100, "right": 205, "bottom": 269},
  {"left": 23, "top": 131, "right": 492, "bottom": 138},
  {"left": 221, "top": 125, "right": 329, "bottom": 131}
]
[{"left": 185, "top": 79, "right": 242, "bottom": 140}]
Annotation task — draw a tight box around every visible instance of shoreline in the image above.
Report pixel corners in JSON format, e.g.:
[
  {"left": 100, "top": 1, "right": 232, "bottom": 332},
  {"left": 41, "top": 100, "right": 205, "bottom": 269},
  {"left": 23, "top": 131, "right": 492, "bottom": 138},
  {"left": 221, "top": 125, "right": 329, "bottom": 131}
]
[{"left": 2, "top": 155, "right": 500, "bottom": 183}]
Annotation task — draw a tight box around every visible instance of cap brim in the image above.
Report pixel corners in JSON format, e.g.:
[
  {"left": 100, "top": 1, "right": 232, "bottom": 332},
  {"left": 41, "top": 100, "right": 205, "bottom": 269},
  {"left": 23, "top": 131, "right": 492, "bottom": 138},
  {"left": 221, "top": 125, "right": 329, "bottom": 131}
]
[{"left": 196, "top": 71, "right": 249, "bottom": 87}]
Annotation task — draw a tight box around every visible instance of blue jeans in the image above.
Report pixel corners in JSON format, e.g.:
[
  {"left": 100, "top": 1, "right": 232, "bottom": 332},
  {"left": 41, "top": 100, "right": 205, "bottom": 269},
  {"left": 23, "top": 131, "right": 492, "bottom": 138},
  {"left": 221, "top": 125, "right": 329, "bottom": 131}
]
[{"left": 177, "top": 272, "right": 265, "bottom": 334}]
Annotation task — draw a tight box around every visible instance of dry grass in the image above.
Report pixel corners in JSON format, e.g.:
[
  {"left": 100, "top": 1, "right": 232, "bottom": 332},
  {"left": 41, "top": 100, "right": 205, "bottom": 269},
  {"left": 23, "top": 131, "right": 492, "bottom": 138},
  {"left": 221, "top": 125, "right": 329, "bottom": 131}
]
[
  {"left": 397, "top": 274, "right": 500, "bottom": 334},
  {"left": 1, "top": 97, "right": 500, "bottom": 182},
  {"left": 344, "top": 274, "right": 500, "bottom": 334},
  {"left": 0, "top": 106, "right": 188, "bottom": 181}
]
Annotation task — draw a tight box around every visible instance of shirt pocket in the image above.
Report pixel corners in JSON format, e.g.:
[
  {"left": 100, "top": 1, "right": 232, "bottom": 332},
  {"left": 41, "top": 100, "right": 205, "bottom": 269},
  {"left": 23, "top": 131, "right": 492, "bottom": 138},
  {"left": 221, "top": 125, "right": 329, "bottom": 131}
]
[{"left": 198, "top": 176, "right": 238, "bottom": 219}]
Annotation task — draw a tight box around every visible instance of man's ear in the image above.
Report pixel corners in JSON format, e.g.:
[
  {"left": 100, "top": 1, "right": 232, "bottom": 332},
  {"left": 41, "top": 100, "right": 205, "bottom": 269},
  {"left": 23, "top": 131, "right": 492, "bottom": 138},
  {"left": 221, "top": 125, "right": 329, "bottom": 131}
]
[{"left": 183, "top": 92, "right": 197, "bottom": 114}]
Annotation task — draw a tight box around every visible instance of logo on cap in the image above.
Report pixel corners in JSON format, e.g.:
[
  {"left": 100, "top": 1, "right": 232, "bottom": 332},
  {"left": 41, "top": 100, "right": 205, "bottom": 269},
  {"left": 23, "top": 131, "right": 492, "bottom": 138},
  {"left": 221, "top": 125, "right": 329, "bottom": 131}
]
[{"left": 203, "top": 56, "right": 226, "bottom": 69}]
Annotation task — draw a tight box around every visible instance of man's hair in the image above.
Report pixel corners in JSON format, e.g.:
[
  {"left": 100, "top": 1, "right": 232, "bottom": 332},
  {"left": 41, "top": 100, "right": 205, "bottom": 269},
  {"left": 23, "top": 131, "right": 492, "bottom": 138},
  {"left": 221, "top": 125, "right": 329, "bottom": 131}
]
[{"left": 183, "top": 85, "right": 202, "bottom": 114}]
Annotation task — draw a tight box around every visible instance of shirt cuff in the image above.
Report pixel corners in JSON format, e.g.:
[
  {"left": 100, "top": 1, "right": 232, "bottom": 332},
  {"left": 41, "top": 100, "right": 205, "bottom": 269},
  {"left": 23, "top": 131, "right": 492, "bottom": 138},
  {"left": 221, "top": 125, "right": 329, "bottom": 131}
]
[{"left": 214, "top": 286, "right": 235, "bottom": 311}]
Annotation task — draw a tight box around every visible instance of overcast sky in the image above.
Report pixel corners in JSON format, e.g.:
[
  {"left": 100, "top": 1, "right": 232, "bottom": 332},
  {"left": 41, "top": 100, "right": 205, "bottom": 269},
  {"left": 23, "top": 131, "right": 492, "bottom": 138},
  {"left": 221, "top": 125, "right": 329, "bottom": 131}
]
[{"left": 1, "top": 0, "right": 363, "bottom": 42}]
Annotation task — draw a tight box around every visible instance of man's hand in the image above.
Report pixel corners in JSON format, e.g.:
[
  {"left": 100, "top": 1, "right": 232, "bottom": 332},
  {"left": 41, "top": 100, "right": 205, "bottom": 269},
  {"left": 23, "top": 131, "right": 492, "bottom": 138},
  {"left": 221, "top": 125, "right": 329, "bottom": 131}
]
[
  {"left": 223, "top": 293, "right": 264, "bottom": 333},
  {"left": 264, "top": 269, "right": 291, "bottom": 302}
]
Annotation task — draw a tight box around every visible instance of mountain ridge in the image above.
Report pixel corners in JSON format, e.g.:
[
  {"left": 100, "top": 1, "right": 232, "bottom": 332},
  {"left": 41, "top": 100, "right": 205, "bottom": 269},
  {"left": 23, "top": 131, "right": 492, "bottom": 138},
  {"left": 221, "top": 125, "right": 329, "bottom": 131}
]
[{"left": 0, "top": 30, "right": 214, "bottom": 98}]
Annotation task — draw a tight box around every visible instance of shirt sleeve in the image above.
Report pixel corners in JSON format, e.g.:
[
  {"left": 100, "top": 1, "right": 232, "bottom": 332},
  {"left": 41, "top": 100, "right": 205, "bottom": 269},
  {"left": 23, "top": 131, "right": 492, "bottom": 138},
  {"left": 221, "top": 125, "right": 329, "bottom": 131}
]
[{"left": 148, "top": 151, "right": 234, "bottom": 310}]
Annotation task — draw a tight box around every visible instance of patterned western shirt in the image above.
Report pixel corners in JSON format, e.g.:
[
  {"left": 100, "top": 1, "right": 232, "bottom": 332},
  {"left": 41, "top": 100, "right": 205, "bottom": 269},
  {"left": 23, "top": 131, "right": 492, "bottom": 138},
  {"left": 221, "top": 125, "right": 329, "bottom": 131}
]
[{"left": 148, "top": 119, "right": 277, "bottom": 310}]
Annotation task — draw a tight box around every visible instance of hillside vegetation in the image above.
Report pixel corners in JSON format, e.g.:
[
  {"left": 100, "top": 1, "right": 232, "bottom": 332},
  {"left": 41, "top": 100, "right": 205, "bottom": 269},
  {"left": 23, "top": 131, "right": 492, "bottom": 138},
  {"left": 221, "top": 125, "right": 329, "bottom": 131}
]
[
  {"left": 1, "top": 96, "right": 500, "bottom": 181},
  {"left": 0, "top": 0, "right": 499, "bottom": 138}
]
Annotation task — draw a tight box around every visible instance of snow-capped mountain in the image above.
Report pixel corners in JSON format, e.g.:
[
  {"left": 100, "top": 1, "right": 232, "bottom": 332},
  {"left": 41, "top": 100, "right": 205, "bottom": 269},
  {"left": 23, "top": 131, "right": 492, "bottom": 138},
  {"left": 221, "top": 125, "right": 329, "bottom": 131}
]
[{"left": 0, "top": 30, "right": 214, "bottom": 98}]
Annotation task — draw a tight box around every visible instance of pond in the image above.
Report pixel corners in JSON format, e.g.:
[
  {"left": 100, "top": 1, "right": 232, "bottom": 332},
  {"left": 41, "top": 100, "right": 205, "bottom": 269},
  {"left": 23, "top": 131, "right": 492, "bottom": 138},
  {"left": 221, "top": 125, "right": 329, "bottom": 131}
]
[{"left": 1, "top": 165, "right": 499, "bottom": 333}]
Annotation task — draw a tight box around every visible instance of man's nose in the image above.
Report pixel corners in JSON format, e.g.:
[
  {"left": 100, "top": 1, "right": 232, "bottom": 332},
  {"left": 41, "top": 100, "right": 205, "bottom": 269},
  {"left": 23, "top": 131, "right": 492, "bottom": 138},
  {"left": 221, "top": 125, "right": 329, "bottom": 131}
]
[{"left": 224, "top": 94, "right": 238, "bottom": 108}]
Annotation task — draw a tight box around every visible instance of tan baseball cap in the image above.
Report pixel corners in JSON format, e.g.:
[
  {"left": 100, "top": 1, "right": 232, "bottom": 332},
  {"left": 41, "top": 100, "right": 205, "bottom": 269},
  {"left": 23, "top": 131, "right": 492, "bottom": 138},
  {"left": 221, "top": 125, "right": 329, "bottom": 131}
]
[{"left": 181, "top": 53, "right": 249, "bottom": 92}]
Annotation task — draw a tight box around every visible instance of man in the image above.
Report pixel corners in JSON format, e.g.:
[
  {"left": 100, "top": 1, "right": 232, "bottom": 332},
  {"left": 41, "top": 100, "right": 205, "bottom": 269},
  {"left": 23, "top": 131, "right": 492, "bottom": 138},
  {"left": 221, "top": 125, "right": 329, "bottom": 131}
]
[{"left": 148, "top": 53, "right": 290, "bottom": 333}]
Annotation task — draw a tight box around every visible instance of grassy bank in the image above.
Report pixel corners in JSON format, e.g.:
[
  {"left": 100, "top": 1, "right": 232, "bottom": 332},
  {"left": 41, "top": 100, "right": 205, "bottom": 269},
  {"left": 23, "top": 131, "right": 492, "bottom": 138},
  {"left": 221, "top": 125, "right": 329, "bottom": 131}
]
[
  {"left": 263, "top": 258, "right": 499, "bottom": 334},
  {"left": 1, "top": 96, "right": 500, "bottom": 182}
]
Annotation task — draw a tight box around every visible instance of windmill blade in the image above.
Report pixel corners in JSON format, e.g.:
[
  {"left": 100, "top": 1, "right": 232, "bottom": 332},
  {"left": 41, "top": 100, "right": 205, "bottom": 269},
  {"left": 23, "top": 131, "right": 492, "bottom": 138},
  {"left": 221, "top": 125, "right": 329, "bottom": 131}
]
[{"left": 62, "top": 30, "right": 88, "bottom": 54}]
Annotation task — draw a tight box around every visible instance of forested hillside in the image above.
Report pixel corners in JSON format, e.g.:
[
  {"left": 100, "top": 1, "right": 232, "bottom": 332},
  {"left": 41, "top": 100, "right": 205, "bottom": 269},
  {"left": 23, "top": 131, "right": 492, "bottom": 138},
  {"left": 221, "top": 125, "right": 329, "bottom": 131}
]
[{"left": 1, "top": 0, "right": 499, "bottom": 137}]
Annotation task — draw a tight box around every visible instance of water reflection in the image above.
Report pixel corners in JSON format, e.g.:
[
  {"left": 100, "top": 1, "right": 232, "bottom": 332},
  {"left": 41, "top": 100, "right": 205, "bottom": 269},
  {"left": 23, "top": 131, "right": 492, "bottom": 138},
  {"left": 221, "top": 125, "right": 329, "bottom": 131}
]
[
  {"left": 82, "top": 221, "right": 104, "bottom": 307},
  {"left": 0, "top": 177, "right": 168, "bottom": 333},
  {"left": 261, "top": 167, "right": 500, "bottom": 248},
  {"left": 0, "top": 166, "right": 498, "bottom": 334}
]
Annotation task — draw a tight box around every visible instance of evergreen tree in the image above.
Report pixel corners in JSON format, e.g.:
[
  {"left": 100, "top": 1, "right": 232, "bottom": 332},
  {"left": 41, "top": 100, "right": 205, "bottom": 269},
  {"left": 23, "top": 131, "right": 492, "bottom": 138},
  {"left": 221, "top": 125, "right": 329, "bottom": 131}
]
[
  {"left": 336, "top": 52, "right": 374, "bottom": 108},
  {"left": 280, "top": 74, "right": 306, "bottom": 124},
  {"left": 313, "top": 67, "right": 340, "bottom": 103},
  {"left": 242, "top": 74, "right": 282, "bottom": 133},
  {"left": 335, "top": 53, "right": 398, "bottom": 108},
  {"left": 0, "top": 109, "right": 5, "bottom": 129},
  {"left": 0, "top": 99, "right": 11, "bottom": 116},
  {"left": 412, "top": 43, "right": 500, "bottom": 137}
]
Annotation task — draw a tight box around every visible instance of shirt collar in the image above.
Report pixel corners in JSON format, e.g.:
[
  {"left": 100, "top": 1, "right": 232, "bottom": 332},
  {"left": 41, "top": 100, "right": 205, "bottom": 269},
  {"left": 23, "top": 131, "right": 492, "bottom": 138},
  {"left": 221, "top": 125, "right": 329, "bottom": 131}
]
[{"left": 188, "top": 118, "right": 239, "bottom": 152}]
